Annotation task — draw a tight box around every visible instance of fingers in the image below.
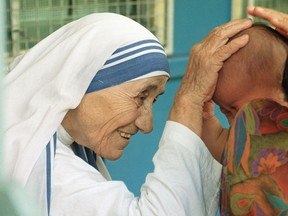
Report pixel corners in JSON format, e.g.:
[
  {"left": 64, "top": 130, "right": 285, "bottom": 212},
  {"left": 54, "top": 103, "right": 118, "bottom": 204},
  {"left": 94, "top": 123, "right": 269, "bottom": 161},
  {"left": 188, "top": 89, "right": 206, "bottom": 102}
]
[
  {"left": 169, "top": 18, "right": 252, "bottom": 135},
  {"left": 216, "top": 34, "right": 249, "bottom": 62},
  {"left": 205, "top": 18, "right": 253, "bottom": 49},
  {"left": 247, "top": 6, "right": 288, "bottom": 36},
  {"left": 247, "top": 6, "right": 286, "bottom": 21},
  {"left": 201, "top": 19, "right": 251, "bottom": 70},
  {"left": 215, "top": 18, "right": 253, "bottom": 39},
  {"left": 275, "top": 27, "right": 288, "bottom": 37}
]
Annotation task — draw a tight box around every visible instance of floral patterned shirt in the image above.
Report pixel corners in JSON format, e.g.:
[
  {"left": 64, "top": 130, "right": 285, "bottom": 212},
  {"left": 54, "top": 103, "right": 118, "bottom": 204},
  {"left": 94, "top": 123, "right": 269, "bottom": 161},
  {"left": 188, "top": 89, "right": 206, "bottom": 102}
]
[{"left": 220, "top": 99, "right": 288, "bottom": 216}]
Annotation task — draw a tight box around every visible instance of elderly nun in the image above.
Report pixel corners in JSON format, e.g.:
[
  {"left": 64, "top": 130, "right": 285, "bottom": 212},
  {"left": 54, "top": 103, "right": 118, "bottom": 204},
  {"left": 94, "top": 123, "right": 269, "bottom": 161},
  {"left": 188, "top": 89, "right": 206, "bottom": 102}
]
[{"left": 4, "top": 12, "right": 252, "bottom": 216}]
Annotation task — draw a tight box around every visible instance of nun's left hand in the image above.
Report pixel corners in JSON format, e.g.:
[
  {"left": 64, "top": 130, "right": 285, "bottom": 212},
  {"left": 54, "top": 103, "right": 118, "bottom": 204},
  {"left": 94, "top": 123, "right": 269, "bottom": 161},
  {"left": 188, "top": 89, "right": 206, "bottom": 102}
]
[{"left": 169, "top": 18, "right": 252, "bottom": 136}]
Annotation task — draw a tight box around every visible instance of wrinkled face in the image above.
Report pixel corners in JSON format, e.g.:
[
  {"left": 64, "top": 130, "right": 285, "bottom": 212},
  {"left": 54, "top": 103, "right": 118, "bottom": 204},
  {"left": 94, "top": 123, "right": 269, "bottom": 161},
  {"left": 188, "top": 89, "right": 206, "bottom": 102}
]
[
  {"left": 213, "top": 68, "right": 278, "bottom": 125},
  {"left": 62, "top": 75, "right": 168, "bottom": 160}
]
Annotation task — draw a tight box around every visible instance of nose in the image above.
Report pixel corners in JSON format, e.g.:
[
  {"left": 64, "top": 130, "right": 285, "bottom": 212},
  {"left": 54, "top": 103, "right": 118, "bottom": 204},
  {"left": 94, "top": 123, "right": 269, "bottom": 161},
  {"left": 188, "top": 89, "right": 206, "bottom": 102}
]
[{"left": 135, "top": 105, "right": 153, "bottom": 134}]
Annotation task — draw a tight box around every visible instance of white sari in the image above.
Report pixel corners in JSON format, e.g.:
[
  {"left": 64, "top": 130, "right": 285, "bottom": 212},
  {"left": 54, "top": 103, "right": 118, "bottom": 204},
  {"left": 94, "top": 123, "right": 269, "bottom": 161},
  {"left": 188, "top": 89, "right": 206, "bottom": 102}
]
[{"left": 4, "top": 12, "right": 221, "bottom": 216}]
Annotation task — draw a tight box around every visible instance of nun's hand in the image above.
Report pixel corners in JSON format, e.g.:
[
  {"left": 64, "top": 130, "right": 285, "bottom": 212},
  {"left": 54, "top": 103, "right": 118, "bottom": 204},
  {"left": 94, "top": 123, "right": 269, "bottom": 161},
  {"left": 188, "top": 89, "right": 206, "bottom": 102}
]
[
  {"left": 247, "top": 6, "right": 288, "bottom": 38},
  {"left": 169, "top": 18, "right": 252, "bottom": 136}
]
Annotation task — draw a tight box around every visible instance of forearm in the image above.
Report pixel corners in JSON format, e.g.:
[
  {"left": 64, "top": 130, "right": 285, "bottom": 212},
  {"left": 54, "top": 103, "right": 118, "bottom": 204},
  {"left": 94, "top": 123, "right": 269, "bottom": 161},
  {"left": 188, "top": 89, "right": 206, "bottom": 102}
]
[
  {"left": 53, "top": 121, "right": 221, "bottom": 216},
  {"left": 169, "top": 92, "right": 204, "bottom": 137},
  {"left": 202, "top": 117, "right": 228, "bottom": 162},
  {"left": 140, "top": 121, "right": 221, "bottom": 215}
]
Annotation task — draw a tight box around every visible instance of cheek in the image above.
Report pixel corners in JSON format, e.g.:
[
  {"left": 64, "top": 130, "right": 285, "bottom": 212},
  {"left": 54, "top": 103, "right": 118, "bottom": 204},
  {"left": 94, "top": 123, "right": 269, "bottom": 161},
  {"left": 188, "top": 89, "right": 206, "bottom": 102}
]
[
  {"left": 85, "top": 104, "right": 140, "bottom": 149},
  {"left": 95, "top": 132, "right": 126, "bottom": 160},
  {"left": 110, "top": 102, "right": 141, "bottom": 126},
  {"left": 98, "top": 97, "right": 140, "bottom": 127}
]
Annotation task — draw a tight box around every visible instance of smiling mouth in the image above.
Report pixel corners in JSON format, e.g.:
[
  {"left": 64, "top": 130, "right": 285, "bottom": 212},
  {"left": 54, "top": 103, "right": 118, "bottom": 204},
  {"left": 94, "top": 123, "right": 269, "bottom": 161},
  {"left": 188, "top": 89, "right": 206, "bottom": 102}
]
[{"left": 118, "top": 131, "right": 132, "bottom": 139}]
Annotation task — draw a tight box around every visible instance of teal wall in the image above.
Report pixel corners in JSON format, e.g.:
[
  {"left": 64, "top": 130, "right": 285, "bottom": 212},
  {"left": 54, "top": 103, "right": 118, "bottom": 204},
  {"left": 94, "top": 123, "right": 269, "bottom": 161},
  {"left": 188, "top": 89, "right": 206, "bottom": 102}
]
[{"left": 106, "top": 0, "right": 231, "bottom": 197}]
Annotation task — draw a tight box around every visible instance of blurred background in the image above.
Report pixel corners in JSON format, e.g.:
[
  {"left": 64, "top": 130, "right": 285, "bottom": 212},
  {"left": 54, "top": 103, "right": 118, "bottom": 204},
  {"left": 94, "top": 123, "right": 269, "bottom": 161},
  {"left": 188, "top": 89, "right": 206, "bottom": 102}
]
[{"left": 1, "top": 0, "right": 288, "bottom": 215}]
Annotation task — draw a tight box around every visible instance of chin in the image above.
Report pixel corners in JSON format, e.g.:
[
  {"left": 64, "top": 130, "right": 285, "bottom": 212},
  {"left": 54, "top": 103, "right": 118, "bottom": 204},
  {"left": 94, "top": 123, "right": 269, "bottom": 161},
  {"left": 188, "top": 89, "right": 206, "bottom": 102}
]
[{"left": 103, "top": 151, "right": 123, "bottom": 161}]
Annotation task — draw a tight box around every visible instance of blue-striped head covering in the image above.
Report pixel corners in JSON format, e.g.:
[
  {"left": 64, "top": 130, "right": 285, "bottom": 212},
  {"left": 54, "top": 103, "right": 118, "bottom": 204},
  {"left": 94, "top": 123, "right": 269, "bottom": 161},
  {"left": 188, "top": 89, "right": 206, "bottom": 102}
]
[{"left": 86, "top": 39, "right": 170, "bottom": 93}]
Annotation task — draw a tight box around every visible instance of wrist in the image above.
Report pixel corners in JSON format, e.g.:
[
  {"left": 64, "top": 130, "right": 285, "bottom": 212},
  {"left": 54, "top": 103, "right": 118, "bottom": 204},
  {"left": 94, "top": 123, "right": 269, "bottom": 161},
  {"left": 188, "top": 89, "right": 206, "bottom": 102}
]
[{"left": 168, "top": 95, "right": 204, "bottom": 136}]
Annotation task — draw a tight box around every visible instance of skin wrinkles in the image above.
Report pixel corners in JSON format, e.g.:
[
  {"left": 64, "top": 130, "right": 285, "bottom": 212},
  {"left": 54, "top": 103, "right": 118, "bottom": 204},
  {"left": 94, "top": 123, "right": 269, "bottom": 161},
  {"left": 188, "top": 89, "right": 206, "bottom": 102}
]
[
  {"left": 169, "top": 18, "right": 252, "bottom": 136},
  {"left": 62, "top": 75, "right": 168, "bottom": 160}
]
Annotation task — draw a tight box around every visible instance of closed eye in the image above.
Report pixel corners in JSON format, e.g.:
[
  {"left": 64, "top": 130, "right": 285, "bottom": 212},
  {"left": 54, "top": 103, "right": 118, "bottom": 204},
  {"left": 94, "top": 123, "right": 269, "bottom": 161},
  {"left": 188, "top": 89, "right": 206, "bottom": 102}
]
[
  {"left": 134, "top": 91, "right": 149, "bottom": 107},
  {"left": 137, "top": 91, "right": 148, "bottom": 101}
]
